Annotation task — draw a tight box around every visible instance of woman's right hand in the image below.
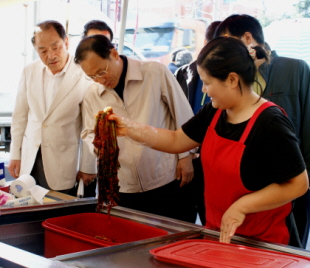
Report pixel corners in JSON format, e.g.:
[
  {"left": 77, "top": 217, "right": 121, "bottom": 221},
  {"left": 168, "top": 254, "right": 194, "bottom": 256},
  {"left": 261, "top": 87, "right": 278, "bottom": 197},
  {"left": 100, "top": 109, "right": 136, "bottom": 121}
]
[
  {"left": 108, "top": 114, "right": 129, "bottom": 137},
  {"left": 108, "top": 113, "right": 159, "bottom": 148}
]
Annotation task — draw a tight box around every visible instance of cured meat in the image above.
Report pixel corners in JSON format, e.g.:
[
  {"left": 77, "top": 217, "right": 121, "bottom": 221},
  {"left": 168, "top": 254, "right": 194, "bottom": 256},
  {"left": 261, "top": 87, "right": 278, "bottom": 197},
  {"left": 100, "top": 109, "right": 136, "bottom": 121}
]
[{"left": 93, "top": 107, "right": 120, "bottom": 214}]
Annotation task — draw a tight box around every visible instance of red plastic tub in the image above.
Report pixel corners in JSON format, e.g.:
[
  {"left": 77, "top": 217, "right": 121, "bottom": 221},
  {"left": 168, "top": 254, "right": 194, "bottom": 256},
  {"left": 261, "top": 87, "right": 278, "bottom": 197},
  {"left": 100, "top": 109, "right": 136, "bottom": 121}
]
[{"left": 42, "top": 212, "right": 168, "bottom": 258}]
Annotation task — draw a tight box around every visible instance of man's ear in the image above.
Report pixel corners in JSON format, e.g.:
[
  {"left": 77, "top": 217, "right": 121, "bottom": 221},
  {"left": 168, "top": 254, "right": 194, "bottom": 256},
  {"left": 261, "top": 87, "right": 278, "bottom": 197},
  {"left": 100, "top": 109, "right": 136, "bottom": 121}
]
[
  {"left": 241, "top": 32, "right": 254, "bottom": 46},
  {"left": 64, "top": 37, "right": 69, "bottom": 50},
  {"left": 110, "top": 48, "right": 119, "bottom": 59}
]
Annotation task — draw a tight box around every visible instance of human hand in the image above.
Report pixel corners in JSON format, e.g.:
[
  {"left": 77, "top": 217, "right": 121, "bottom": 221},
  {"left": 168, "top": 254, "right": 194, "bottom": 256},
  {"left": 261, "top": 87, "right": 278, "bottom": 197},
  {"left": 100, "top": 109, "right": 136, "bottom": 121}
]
[
  {"left": 77, "top": 171, "right": 97, "bottom": 186},
  {"left": 7, "top": 160, "right": 21, "bottom": 179},
  {"left": 220, "top": 203, "right": 246, "bottom": 243},
  {"left": 176, "top": 154, "right": 194, "bottom": 187},
  {"left": 109, "top": 112, "right": 158, "bottom": 148},
  {"left": 108, "top": 113, "right": 129, "bottom": 137}
]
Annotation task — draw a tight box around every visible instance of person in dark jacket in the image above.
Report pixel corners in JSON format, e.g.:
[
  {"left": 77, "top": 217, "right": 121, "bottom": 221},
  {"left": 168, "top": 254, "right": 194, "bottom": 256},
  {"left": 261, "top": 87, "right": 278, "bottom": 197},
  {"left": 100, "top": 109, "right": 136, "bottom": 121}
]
[
  {"left": 175, "top": 50, "right": 193, "bottom": 69},
  {"left": 167, "top": 47, "right": 187, "bottom": 74},
  {"left": 214, "top": 14, "right": 310, "bottom": 249},
  {"left": 175, "top": 21, "right": 221, "bottom": 113},
  {"left": 174, "top": 20, "right": 221, "bottom": 225}
]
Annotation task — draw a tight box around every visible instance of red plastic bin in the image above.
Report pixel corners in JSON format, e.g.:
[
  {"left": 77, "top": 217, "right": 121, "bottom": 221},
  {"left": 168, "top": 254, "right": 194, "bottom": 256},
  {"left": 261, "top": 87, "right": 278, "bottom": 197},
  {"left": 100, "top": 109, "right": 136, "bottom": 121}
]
[{"left": 42, "top": 212, "right": 168, "bottom": 258}]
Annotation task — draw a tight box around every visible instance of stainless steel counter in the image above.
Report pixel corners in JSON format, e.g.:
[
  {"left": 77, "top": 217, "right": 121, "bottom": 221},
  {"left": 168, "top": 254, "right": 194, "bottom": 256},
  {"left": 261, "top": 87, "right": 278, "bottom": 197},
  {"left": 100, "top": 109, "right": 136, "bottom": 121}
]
[{"left": 0, "top": 202, "right": 310, "bottom": 267}]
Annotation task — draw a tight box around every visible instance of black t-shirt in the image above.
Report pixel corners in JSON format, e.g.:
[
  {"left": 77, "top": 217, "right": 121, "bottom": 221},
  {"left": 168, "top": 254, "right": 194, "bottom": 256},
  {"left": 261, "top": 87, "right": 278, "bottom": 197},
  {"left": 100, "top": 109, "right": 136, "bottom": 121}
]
[{"left": 182, "top": 102, "right": 305, "bottom": 191}]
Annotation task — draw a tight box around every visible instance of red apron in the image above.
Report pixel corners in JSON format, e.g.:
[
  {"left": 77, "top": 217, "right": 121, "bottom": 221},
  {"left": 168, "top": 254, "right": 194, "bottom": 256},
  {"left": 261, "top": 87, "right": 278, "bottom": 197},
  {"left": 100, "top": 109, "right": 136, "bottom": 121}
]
[{"left": 201, "top": 102, "right": 291, "bottom": 244}]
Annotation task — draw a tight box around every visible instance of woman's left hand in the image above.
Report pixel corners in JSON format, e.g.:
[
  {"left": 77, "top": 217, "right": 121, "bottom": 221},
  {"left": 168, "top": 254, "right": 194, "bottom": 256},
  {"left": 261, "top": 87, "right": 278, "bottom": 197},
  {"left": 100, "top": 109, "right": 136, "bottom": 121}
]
[{"left": 220, "top": 204, "right": 246, "bottom": 243}]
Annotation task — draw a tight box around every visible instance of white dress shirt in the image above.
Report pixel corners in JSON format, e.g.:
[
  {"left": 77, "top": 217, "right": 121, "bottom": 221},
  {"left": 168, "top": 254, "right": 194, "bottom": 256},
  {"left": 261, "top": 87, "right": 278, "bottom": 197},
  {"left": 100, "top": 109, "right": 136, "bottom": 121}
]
[{"left": 43, "top": 54, "right": 71, "bottom": 113}]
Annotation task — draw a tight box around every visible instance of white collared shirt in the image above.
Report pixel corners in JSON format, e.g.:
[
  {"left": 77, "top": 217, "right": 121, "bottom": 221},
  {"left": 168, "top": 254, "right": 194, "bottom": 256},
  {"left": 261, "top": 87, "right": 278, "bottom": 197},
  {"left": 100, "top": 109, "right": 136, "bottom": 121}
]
[{"left": 43, "top": 54, "right": 71, "bottom": 113}]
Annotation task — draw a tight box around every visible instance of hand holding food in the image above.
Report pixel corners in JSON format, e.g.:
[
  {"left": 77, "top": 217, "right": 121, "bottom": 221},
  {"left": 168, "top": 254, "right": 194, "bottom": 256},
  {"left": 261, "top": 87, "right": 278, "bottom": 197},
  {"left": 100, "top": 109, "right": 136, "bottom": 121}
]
[
  {"left": 108, "top": 112, "right": 158, "bottom": 148},
  {"left": 108, "top": 113, "right": 129, "bottom": 137}
]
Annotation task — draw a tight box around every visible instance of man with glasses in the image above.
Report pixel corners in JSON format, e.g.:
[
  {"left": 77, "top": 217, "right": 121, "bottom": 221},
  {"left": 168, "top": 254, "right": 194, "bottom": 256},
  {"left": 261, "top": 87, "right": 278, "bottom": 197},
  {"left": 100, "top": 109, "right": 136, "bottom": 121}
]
[
  {"left": 75, "top": 35, "right": 197, "bottom": 222},
  {"left": 8, "top": 20, "right": 95, "bottom": 196}
]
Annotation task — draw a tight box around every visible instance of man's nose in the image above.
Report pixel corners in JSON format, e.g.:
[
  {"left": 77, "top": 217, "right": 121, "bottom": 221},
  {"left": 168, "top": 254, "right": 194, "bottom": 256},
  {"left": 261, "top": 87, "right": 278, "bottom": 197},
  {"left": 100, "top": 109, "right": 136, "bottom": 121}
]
[
  {"left": 47, "top": 48, "right": 56, "bottom": 59},
  {"left": 95, "top": 76, "right": 106, "bottom": 84}
]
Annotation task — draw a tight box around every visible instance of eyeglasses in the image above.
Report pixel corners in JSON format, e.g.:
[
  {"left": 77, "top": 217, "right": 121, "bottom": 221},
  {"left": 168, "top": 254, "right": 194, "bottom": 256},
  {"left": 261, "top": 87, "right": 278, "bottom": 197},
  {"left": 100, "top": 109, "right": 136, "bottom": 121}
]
[{"left": 86, "top": 61, "right": 109, "bottom": 81}]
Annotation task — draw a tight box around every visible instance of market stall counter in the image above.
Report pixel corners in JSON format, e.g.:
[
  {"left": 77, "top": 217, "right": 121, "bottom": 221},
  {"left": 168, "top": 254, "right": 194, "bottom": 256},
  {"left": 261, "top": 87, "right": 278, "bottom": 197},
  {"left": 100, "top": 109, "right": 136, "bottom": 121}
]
[
  {"left": 0, "top": 190, "right": 97, "bottom": 264},
  {"left": 1, "top": 203, "right": 310, "bottom": 268}
]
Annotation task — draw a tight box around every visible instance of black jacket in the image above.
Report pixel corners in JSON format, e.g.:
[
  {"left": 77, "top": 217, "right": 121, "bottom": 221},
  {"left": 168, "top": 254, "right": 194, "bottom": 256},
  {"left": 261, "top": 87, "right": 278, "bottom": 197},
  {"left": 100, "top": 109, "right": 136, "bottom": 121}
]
[
  {"left": 259, "top": 51, "right": 310, "bottom": 174},
  {"left": 174, "top": 60, "right": 199, "bottom": 109}
]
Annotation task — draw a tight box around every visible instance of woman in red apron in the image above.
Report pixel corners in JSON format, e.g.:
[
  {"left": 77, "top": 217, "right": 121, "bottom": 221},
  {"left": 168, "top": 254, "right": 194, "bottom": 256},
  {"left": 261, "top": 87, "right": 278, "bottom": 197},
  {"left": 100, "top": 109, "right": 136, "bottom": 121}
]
[{"left": 110, "top": 37, "right": 308, "bottom": 245}]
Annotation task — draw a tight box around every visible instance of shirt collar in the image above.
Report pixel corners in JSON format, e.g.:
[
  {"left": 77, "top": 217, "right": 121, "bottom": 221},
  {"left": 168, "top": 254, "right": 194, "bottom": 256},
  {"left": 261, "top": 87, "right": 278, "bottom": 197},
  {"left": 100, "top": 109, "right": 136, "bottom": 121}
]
[
  {"left": 97, "top": 56, "right": 143, "bottom": 96},
  {"left": 97, "top": 83, "right": 105, "bottom": 96}
]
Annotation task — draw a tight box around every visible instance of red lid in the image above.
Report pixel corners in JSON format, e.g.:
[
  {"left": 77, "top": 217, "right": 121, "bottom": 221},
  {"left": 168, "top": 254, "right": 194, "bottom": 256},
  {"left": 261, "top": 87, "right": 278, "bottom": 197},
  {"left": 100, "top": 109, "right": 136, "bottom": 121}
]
[{"left": 149, "top": 240, "right": 310, "bottom": 268}]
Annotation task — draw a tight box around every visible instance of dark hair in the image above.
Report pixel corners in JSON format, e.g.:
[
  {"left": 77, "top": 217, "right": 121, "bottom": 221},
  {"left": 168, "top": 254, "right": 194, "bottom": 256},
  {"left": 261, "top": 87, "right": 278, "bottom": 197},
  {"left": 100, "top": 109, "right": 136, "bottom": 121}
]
[
  {"left": 197, "top": 37, "right": 257, "bottom": 92},
  {"left": 171, "top": 47, "right": 186, "bottom": 62},
  {"left": 31, "top": 20, "right": 66, "bottom": 46},
  {"left": 205, "top": 21, "right": 222, "bottom": 43},
  {"left": 74, "top": 34, "right": 115, "bottom": 64},
  {"left": 83, "top": 20, "right": 113, "bottom": 41},
  {"left": 264, "top": 41, "right": 271, "bottom": 51},
  {"left": 175, "top": 50, "right": 193, "bottom": 67},
  {"left": 214, "top": 14, "right": 268, "bottom": 61}
]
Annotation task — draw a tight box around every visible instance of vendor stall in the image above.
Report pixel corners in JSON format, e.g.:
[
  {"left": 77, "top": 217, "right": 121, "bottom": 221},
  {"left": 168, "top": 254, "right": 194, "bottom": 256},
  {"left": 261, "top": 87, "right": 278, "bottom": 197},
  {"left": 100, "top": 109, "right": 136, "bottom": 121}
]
[{"left": 1, "top": 201, "right": 310, "bottom": 268}]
